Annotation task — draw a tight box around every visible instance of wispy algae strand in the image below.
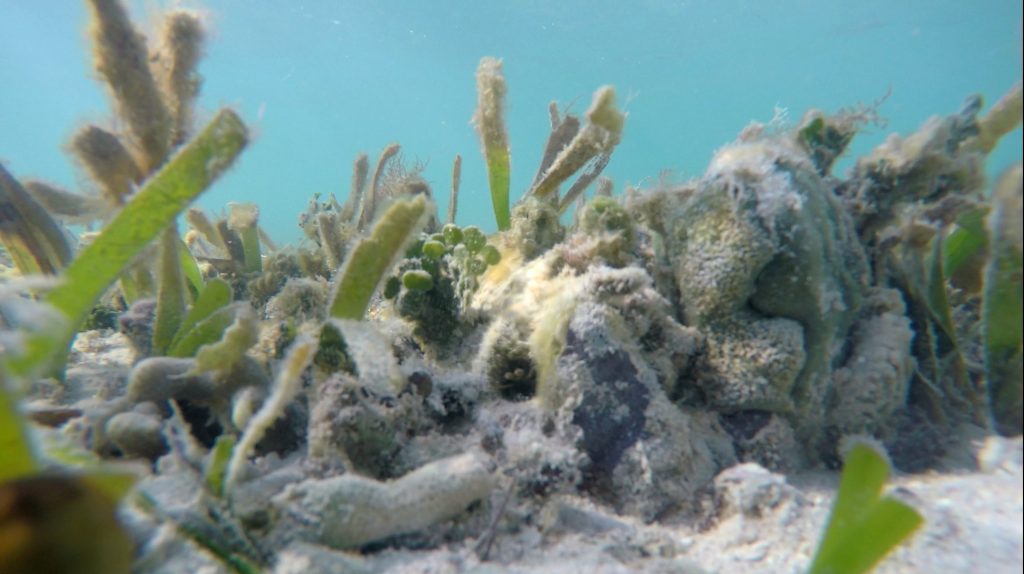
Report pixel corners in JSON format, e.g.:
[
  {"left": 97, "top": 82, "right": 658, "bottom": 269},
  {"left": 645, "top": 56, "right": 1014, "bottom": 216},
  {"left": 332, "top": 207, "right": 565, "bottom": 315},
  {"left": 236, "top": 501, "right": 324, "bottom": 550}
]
[
  {"left": 7, "top": 109, "right": 248, "bottom": 377},
  {"left": 87, "top": 0, "right": 174, "bottom": 172},
  {"left": 0, "top": 166, "right": 74, "bottom": 275},
  {"left": 474, "top": 57, "right": 512, "bottom": 231}
]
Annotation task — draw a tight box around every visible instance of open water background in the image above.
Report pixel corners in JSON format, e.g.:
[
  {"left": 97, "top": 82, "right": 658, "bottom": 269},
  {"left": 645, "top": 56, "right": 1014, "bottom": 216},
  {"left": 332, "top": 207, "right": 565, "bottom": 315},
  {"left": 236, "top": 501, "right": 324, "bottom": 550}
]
[{"left": 1, "top": 0, "right": 1021, "bottom": 243}]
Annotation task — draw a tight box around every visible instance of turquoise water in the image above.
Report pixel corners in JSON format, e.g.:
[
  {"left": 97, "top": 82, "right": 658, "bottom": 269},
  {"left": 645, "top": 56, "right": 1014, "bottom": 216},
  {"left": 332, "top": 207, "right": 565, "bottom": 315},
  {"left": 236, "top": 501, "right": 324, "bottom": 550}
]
[{"left": 1, "top": 0, "right": 1021, "bottom": 244}]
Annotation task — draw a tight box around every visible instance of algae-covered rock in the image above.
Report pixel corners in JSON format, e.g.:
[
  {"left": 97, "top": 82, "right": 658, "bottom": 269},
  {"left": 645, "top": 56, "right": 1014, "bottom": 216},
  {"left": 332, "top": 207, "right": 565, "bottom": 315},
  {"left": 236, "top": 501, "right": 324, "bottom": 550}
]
[
  {"left": 264, "top": 277, "right": 328, "bottom": 323},
  {"left": 306, "top": 371, "right": 419, "bottom": 478},
  {"left": 558, "top": 301, "right": 652, "bottom": 479},
  {"left": 126, "top": 355, "right": 265, "bottom": 408},
  {"left": 719, "top": 411, "right": 803, "bottom": 472},
  {"left": 508, "top": 196, "right": 566, "bottom": 261},
  {"left": 573, "top": 194, "right": 637, "bottom": 268},
  {"left": 665, "top": 134, "right": 871, "bottom": 435},
  {"left": 105, "top": 409, "right": 166, "bottom": 460},
  {"left": 271, "top": 453, "right": 496, "bottom": 550},
  {"left": 472, "top": 247, "right": 732, "bottom": 518},
  {"left": 103, "top": 354, "right": 273, "bottom": 452},
  {"left": 840, "top": 97, "right": 988, "bottom": 241},
  {"left": 547, "top": 297, "right": 733, "bottom": 520},
  {"left": 710, "top": 462, "right": 801, "bottom": 521},
  {"left": 492, "top": 263, "right": 730, "bottom": 519},
  {"left": 118, "top": 298, "right": 157, "bottom": 358},
  {"left": 475, "top": 315, "right": 537, "bottom": 400},
  {"left": 829, "top": 288, "right": 915, "bottom": 437}
]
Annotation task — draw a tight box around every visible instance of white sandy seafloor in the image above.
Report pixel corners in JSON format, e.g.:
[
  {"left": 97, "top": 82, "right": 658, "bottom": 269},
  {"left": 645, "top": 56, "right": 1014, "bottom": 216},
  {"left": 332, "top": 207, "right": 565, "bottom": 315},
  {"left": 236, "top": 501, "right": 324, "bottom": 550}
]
[{"left": 28, "top": 329, "right": 1021, "bottom": 574}]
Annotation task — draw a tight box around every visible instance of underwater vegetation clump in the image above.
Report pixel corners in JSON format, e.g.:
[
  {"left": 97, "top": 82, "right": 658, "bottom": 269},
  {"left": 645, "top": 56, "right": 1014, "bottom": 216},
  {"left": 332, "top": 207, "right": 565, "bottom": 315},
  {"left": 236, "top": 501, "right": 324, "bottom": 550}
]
[{"left": 1, "top": 1, "right": 1022, "bottom": 572}]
